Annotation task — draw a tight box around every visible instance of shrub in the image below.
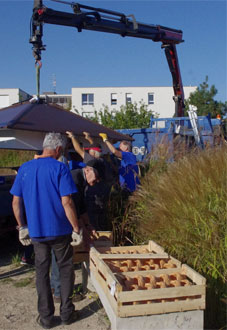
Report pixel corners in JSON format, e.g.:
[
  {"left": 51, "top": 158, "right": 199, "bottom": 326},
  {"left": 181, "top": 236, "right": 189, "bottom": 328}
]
[
  {"left": 0, "top": 150, "right": 35, "bottom": 168},
  {"left": 127, "top": 145, "right": 227, "bottom": 329}
]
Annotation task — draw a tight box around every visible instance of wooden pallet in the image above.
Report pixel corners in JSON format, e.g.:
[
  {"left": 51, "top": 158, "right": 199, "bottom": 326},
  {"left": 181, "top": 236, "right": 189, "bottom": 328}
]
[
  {"left": 90, "top": 242, "right": 206, "bottom": 317},
  {"left": 73, "top": 231, "right": 113, "bottom": 263}
]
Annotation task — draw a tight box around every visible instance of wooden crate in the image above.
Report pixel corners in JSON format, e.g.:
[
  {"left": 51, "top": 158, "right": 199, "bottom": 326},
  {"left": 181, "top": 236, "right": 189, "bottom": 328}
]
[
  {"left": 90, "top": 241, "right": 206, "bottom": 317},
  {"left": 73, "top": 231, "right": 113, "bottom": 263}
]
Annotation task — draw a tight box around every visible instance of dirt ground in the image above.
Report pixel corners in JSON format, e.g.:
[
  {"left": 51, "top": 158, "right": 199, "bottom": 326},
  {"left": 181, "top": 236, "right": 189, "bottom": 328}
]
[{"left": 0, "top": 235, "right": 110, "bottom": 330}]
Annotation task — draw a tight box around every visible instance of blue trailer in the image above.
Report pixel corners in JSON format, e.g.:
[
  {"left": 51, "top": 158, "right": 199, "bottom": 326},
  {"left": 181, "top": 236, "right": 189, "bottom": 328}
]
[{"left": 117, "top": 116, "right": 222, "bottom": 161}]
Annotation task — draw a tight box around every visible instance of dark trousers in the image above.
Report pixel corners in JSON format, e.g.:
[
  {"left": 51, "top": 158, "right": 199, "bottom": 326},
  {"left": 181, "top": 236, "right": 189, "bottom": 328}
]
[
  {"left": 33, "top": 235, "right": 75, "bottom": 324},
  {"left": 50, "top": 249, "right": 61, "bottom": 297},
  {"left": 23, "top": 244, "right": 34, "bottom": 259}
]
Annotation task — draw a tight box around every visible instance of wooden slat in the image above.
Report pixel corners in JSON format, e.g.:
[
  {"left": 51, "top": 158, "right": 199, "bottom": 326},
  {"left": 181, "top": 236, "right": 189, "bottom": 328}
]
[
  {"left": 169, "top": 256, "right": 182, "bottom": 267},
  {"left": 118, "top": 298, "right": 206, "bottom": 317},
  {"left": 118, "top": 285, "right": 205, "bottom": 302},
  {"left": 96, "top": 245, "right": 150, "bottom": 254},
  {"left": 100, "top": 253, "right": 169, "bottom": 259},
  {"left": 182, "top": 264, "right": 206, "bottom": 285},
  {"left": 90, "top": 254, "right": 122, "bottom": 289},
  {"left": 148, "top": 240, "right": 165, "bottom": 254},
  {"left": 116, "top": 267, "right": 183, "bottom": 277},
  {"left": 90, "top": 263, "right": 118, "bottom": 314}
]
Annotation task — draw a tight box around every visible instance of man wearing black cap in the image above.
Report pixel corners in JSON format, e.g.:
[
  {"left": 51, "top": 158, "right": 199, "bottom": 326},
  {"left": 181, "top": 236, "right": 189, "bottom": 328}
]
[{"left": 71, "top": 159, "right": 109, "bottom": 231}]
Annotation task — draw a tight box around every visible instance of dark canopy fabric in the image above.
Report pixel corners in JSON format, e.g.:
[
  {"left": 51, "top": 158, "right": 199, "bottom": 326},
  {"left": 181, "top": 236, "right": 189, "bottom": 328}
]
[{"left": 0, "top": 101, "right": 132, "bottom": 142}]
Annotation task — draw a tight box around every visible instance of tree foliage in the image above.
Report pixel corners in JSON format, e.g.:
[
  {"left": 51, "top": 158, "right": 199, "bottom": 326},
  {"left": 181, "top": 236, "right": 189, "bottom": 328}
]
[
  {"left": 185, "top": 76, "right": 227, "bottom": 117},
  {"left": 89, "top": 102, "right": 157, "bottom": 129}
]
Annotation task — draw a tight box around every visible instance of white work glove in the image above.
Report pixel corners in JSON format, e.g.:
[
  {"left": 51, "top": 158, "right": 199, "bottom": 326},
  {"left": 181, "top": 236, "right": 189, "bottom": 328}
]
[
  {"left": 71, "top": 228, "right": 83, "bottom": 246},
  {"left": 19, "top": 226, "right": 32, "bottom": 246}
]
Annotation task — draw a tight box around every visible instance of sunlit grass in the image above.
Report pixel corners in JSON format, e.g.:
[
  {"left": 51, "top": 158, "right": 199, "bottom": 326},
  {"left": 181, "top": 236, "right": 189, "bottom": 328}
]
[
  {"left": 11, "top": 252, "right": 22, "bottom": 267},
  {"left": 0, "top": 150, "right": 36, "bottom": 168},
  {"left": 127, "top": 144, "right": 227, "bottom": 329}
]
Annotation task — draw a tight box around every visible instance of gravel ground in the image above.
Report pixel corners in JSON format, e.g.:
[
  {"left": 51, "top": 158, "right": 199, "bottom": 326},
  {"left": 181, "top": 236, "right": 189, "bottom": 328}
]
[{"left": 0, "top": 233, "right": 110, "bottom": 330}]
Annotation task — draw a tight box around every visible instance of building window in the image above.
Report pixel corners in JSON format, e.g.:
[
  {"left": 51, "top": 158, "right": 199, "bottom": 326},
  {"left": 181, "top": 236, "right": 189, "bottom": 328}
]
[
  {"left": 148, "top": 93, "right": 154, "bottom": 104},
  {"left": 111, "top": 93, "right": 117, "bottom": 105},
  {"left": 126, "top": 93, "right": 132, "bottom": 104},
  {"left": 82, "top": 93, "right": 94, "bottom": 105},
  {"left": 59, "top": 97, "right": 66, "bottom": 104}
]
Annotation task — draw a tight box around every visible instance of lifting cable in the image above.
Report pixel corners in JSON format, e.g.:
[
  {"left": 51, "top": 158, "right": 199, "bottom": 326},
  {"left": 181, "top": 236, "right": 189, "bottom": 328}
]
[{"left": 35, "top": 60, "right": 42, "bottom": 98}]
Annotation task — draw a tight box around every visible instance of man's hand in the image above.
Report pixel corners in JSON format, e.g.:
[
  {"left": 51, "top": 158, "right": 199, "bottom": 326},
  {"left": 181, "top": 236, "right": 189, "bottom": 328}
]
[
  {"left": 83, "top": 132, "right": 90, "bottom": 139},
  {"left": 66, "top": 131, "right": 74, "bottom": 139},
  {"left": 71, "top": 228, "right": 83, "bottom": 246},
  {"left": 19, "top": 226, "right": 32, "bottom": 246},
  {"left": 83, "top": 131, "right": 93, "bottom": 144},
  {"left": 99, "top": 133, "right": 108, "bottom": 142}
]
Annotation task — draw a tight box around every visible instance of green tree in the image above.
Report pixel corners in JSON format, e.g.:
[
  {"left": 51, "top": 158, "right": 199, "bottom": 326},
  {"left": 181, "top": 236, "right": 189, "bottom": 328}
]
[
  {"left": 89, "top": 102, "right": 158, "bottom": 129},
  {"left": 185, "top": 76, "right": 227, "bottom": 117}
]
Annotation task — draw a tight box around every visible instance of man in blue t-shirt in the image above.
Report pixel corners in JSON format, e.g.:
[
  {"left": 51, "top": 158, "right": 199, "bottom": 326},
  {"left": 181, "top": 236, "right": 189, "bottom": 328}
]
[
  {"left": 10, "top": 133, "right": 81, "bottom": 328},
  {"left": 99, "top": 133, "right": 140, "bottom": 192}
]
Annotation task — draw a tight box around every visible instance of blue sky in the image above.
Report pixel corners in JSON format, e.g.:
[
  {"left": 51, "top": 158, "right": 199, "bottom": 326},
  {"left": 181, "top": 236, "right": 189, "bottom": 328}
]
[{"left": 0, "top": 0, "right": 226, "bottom": 102}]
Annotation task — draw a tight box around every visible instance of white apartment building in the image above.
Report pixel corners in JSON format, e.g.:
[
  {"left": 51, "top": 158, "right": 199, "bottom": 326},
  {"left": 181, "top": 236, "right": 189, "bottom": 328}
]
[
  {"left": 71, "top": 86, "right": 197, "bottom": 118},
  {"left": 0, "top": 86, "right": 197, "bottom": 119},
  {"left": 0, "top": 89, "right": 32, "bottom": 109},
  {"left": 41, "top": 92, "right": 71, "bottom": 109}
]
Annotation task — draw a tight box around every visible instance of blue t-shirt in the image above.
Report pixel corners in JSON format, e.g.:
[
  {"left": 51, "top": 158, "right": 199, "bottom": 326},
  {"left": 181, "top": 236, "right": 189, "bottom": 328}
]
[
  {"left": 69, "top": 160, "right": 86, "bottom": 170},
  {"left": 10, "top": 157, "right": 77, "bottom": 238},
  {"left": 119, "top": 152, "right": 140, "bottom": 192}
]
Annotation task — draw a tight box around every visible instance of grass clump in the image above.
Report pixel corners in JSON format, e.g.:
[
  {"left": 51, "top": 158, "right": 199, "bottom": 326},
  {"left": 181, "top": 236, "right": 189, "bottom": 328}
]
[
  {"left": 13, "top": 277, "right": 34, "bottom": 288},
  {"left": 0, "top": 278, "right": 13, "bottom": 284},
  {"left": 11, "top": 252, "right": 22, "bottom": 267},
  {"left": 128, "top": 145, "right": 226, "bottom": 329}
]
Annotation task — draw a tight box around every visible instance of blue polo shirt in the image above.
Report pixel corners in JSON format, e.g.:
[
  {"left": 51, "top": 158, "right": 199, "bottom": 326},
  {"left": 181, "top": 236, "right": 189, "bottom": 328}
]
[
  {"left": 10, "top": 157, "right": 77, "bottom": 238},
  {"left": 119, "top": 152, "right": 140, "bottom": 192}
]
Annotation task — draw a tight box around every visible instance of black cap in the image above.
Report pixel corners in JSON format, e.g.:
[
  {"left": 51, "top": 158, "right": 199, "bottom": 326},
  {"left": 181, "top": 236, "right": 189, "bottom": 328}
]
[{"left": 86, "top": 159, "right": 105, "bottom": 179}]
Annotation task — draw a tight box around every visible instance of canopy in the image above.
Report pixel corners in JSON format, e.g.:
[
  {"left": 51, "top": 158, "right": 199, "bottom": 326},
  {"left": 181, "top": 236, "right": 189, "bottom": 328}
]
[{"left": 0, "top": 101, "right": 131, "bottom": 150}]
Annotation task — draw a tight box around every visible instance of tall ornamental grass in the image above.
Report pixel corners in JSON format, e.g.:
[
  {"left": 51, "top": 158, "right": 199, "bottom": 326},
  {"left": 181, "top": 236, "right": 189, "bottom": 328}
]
[
  {"left": 128, "top": 145, "right": 226, "bottom": 329},
  {"left": 0, "top": 150, "right": 35, "bottom": 168}
]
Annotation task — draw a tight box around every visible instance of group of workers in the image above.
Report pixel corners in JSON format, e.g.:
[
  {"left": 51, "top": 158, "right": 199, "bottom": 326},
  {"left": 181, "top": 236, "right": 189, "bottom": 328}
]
[{"left": 10, "top": 131, "right": 140, "bottom": 329}]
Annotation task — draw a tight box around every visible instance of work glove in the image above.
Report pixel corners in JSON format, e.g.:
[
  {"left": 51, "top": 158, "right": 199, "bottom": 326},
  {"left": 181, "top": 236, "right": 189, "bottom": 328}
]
[
  {"left": 19, "top": 226, "right": 32, "bottom": 246},
  {"left": 99, "top": 133, "right": 108, "bottom": 142},
  {"left": 71, "top": 228, "right": 83, "bottom": 246}
]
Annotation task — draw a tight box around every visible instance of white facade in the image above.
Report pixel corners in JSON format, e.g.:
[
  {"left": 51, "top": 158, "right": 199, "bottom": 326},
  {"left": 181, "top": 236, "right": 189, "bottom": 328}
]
[
  {"left": 71, "top": 86, "right": 197, "bottom": 118},
  {"left": 0, "top": 89, "right": 32, "bottom": 109},
  {"left": 40, "top": 93, "right": 71, "bottom": 110}
]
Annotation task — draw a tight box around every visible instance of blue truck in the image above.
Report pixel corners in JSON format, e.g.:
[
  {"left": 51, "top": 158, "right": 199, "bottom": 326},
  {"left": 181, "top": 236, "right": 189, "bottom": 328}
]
[{"left": 117, "top": 116, "right": 222, "bottom": 161}]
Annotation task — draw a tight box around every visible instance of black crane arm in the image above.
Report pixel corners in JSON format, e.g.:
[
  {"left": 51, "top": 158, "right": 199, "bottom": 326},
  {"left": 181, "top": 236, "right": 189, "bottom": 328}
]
[{"left": 30, "top": 0, "right": 185, "bottom": 116}]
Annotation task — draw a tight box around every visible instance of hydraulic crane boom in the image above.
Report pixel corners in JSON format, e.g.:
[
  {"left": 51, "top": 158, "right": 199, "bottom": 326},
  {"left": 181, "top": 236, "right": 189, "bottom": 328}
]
[{"left": 30, "top": 0, "right": 185, "bottom": 116}]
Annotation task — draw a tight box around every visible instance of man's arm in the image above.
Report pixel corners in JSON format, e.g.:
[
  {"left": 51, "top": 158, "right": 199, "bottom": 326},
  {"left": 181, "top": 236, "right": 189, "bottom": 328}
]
[
  {"left": 61, "top": 195, "right": 80, "bottom": 233},
  {"left": 12, "top": 196, "right": 26, "bottom": 228},
  {"left": 66, "top": 131, "right": 85, "bottom": 159},
  {"left": 99, "top": 133, "right": 122, "bottom": 159},
  {"left": 12, "top": 196, "right": 32, "bottom": 246},
  {"left": 83, "top": 131, "right": 93, "bottom": 145}
]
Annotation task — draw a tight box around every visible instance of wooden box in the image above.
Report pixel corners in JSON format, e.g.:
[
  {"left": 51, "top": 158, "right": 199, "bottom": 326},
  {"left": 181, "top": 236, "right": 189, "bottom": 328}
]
[
  {"left": 73, "top": 231, "right": 113, "bottom": 263},
  {"left": 90, "top": 241, "right": 206, "bottom": 317}
]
